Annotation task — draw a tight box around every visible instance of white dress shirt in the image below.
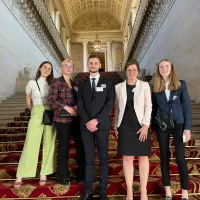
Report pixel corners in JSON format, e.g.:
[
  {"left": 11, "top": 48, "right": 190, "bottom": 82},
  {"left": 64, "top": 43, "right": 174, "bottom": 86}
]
[
  {"left": 26, "top": 76, "right": 50, "bottom": 105},
  {"left": 89, "top": 73, "right": 100, "bottom": 88},
  {"left": 165, "top": 81, "right": 170, "bottom": 101}
]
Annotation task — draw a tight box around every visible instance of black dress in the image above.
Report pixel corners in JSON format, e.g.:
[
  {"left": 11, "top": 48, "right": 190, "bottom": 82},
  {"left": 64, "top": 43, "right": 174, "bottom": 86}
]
[{"left": 117, "top": 84, "right": 151, "bottom": 156}]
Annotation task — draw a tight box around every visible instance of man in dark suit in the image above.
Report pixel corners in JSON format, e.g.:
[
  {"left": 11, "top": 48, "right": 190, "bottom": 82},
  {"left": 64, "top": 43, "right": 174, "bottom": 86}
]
[{"left": 77, "top": 55, "right": 115, "bottom": 200}]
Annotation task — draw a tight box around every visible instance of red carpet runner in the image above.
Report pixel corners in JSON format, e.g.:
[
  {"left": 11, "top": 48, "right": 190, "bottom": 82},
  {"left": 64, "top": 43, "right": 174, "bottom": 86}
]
[{"left": 0, "top": 72, "right": 200, "bottom": 199}]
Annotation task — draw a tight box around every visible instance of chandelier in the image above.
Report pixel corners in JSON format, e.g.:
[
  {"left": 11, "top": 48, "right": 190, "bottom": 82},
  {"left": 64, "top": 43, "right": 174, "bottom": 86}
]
[
  {"left": 94, "top": 33, "right": 101, "bottom": 51},
  {"left": 93, "top": 1, "right": 101, "bottom": 51}
]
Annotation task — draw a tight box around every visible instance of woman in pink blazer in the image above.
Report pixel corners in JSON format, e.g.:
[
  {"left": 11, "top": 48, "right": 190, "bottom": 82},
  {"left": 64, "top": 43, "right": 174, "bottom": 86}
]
[{"left": 114, "top": 59, "right": 152, "bottom": 200}]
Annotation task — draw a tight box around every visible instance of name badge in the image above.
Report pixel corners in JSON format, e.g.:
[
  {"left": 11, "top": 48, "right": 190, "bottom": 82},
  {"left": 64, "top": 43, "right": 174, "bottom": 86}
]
[
  {"left": 74, "top": 86, "right": 78, "bottom": 91},
  {"left": 101, "top": 84, "right": 106, "bottom": 88},
  {"left": 132, "top": 88, "right": 136, "bottom": 93},
  {"left": 96, "top": 87, "right": 104, "bottom": 92}
]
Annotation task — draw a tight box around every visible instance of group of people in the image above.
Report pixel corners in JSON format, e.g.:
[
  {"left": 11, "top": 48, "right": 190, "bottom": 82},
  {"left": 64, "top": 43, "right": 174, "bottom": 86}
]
[{"left": 13, "top": 55, "right": 191, "bottom": 200}]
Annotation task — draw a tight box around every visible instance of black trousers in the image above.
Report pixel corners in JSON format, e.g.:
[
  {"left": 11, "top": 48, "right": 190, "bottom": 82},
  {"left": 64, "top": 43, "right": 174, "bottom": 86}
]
[
  {"left": 54, "top": 120, "right": 85, "bottom": 179},
  {"left": 156, "top": 124, "right": 189, "bottom": 190},
  {"left": 81, "top": 128, "right": 109, "bottom": 195}
]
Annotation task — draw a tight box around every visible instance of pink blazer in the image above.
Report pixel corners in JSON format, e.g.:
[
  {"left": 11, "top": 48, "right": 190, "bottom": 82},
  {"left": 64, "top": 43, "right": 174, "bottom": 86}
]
[{"left": 114, "top": 79, "right": 152, "bottom": 128}]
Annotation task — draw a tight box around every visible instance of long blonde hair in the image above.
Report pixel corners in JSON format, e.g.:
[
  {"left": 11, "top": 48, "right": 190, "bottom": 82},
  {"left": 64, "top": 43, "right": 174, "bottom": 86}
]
[{"left": 153, "top": 59, "right": 181, "bottom": 93}]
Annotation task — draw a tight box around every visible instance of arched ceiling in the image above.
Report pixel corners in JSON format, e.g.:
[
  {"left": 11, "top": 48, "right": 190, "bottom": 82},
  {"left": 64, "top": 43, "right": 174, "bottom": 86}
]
[
  {"left": 62, "top": 0, "right": 128, "bottom": 31},
  {"left": 73, "top": 11, "right": 121, "bottom": 31}
]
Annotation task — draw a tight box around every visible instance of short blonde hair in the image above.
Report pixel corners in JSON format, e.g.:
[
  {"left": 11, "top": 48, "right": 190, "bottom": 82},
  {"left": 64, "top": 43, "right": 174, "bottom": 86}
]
[{"left": 61, "top": 59, "right": 74, "bottom": 67}]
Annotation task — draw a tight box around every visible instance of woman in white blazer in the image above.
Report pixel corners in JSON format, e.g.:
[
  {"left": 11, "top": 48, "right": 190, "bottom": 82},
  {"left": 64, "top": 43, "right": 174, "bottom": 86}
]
[{"left": 114, "top": 59, "right": 152, "bottom": 200}]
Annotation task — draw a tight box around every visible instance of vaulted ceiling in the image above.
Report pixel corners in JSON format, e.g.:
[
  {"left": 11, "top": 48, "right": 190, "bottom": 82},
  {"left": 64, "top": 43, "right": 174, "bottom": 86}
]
[{"left": 62, "top": 0, "right": 129, "bottom": 32}]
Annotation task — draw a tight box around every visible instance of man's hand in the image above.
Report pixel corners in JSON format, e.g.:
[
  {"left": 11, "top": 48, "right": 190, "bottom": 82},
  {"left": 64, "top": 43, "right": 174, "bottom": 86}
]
[
  {"left": 137, "top": 125, "right": 148, "bottom": 142},
  {"left": 86, "top": 119, "right": 99, "bottom": 132}
]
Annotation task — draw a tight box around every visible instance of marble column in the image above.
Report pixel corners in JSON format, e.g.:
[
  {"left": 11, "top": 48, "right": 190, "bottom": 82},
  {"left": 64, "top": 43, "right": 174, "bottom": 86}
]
[
  {"left": 83, "top": 42, "right": 88, "bottom": 72},
  {"left": 131, "top": 7, "right": 137, "bottom": 26},
  {"left": 123, "top": 36, "right": 128, "bottom": 53},
  {"left": 60, "top": 27, "right": 66, "bottom": 47},
  {"left": 66, "top": 39, "right": 71, "bottom": 57},
  {"left": 107, "top": 41, "right": 113, "bottom": 71},
  {"left": 55, "top": 11, "right": 60, "bottom": 34}
]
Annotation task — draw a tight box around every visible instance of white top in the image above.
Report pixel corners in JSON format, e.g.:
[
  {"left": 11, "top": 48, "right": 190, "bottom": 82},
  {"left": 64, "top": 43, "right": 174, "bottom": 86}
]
[
  {"left": 26, "top": 76, "right": 50, "bottom": 105},
  {"left": 165, "top": 81, "right": 170, "bottom": 101},
  {"left": 89, "top": 73, "right": 100, "bottom": 88}
]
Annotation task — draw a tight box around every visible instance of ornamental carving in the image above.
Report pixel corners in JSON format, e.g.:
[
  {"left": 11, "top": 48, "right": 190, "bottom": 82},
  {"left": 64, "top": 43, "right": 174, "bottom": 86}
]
[
  {"left": 123, "top": 0, "right": 176, "bottom": 66},
  {"left": 62, "top": 0, "right": 127, "bottom": 25},
  {"left": 2, "top": 0, "right": 70, "bottom": 74},
  {"left": 73, "top": 14, "right": 120, "bottom": 31}
]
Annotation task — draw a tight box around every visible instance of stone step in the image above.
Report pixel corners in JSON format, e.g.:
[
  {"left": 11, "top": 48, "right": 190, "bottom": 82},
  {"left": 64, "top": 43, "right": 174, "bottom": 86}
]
[
  {"left": 0, "top": 110, "right": 21, "bottom": 115},
  {"left": 7, "top": 96, "right": 26, "bottom": 100},
  {"left": 0, "top": 107, "right": 25, "bottom": 111},
  {"left": 0, "top": 104, "right": 27, "bottom": 110},
  {"left": 0, "top": 115, "right": 17, "bottom": 120}
]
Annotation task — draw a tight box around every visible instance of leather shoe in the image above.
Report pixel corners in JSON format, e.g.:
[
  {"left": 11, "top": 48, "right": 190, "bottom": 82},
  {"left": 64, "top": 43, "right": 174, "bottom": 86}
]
[
  {"left": 100, "top": 194, "right": 109, "bottom": 200},
  {"left": 80, "top": 193, "right": 92, "bottom": 200},
  {"left": 76, "top": 177, "right": 85, "bottom": 183},
  {"left": 60, "top": 177, "right": 70, "bottom": 186}
]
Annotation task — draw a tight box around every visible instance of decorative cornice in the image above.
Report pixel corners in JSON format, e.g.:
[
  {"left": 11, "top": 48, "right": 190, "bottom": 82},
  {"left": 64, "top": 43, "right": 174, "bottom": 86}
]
[
  {"left": 120, "top": 0, "right": 134, "bottom": 32},
  {"left": 54, "top": 0, "right": 73, "bottom": 36},
  {"left": 122, "top": 0, "right": 176, "bottom": 67},
  {"left": 73, "top": 30, "right": 122, "bottom": 35},
  {"left": 122, "top": 0, "right": 150, "bottom": 67},
  {"left": 2, "top": 0, "right": 70, "bottom": 73}
]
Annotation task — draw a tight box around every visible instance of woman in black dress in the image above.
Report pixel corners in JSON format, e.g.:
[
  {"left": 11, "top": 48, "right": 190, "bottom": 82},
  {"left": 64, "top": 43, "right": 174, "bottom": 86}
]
[{"left": 114, "top": 60, "right": 152, "bottom": 200}]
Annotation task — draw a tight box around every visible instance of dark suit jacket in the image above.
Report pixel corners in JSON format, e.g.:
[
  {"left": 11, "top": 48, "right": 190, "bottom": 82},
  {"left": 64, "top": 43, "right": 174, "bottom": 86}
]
[
  {"left": 152, "top": 80, "right": 192, "bottom": 130},
  {"left": 77, "top": 75, "right": 115, "bottom": 129}
]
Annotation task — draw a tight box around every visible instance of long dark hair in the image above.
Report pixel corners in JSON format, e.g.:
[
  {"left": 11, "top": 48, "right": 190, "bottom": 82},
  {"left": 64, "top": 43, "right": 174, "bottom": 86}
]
[{"left": 35, "top": 61, "right": 54, "bottom": 85}]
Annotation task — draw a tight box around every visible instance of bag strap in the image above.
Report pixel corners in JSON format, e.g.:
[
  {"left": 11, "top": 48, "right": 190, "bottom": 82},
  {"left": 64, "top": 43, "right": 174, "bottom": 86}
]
[{"left": 36, "top": 80, "right": 45, "bottom": 106}]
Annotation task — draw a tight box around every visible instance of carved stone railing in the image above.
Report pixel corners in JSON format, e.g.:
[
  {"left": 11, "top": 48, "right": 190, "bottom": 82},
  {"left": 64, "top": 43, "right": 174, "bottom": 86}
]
[
  {"left": 2, "top": 0, "right": 70, "bottom": 73},
  {"left": 122, "top": 0, "right": 176, "bottom": 67}
]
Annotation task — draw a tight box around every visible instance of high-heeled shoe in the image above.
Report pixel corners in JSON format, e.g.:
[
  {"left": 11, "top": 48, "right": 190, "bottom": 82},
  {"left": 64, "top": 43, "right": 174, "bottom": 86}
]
[{"left": 14, "top": 181, "right": 23, "bottom": 189}]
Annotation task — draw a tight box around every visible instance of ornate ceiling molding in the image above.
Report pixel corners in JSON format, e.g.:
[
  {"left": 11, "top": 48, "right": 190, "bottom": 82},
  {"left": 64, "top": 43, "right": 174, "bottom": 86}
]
[
  {"left": 73, "top": 13, "right": 120, "bottom": 31},
  {"left": 122, "top": 0, "right": 176, "bottom": 67},
  {"left": 62, "top": 0, "right": 127, "bottom": 29},
  {"left": 2, "top": 0, "right": 70, "bottom": 73},
  {"left": 73, "top": 30, "right": 122, "bottom": 35}
]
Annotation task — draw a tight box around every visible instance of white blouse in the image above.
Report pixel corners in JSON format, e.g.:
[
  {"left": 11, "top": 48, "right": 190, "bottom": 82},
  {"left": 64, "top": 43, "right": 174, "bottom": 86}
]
[
  {"left": 165, "top": 81, "right": 170, "bottom": 101},
  {"left": 26, "top": 76, "right": 50, "bottom": 105}
]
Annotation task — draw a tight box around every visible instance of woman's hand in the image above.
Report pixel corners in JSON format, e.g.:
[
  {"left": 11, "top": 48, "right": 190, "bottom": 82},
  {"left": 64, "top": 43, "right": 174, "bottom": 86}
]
[
  {"left": 183, "top": 130, "right": 191, "bottom": 142},
  {"left": 114, "top": 129, "right": 118, "bottom": 139},
  {"left": 137, "top": 125, "right": 148, "bottom": 142},
  {"left": 64, "top": 106, "right": 77, "bottom": 116}
]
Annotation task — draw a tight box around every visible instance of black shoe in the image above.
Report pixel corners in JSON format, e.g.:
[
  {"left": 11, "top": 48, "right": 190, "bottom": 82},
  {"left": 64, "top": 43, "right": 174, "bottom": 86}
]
[
  {"left": 80, "top": 193, "right": 92, "bottom": 200},
  {"left": 165, "top": 197, "right": 172, "bottom": 200},
  {"left": 76, "top": 177, "right": 85, "bottom": 183},
  {"left": 60, "top": 177, "right": 70, "bottom": 186},
  {"left": 99, "top": 194, "right": 109, "bottom": 200},
  {"left": 182, "top": 198, "right": 189, "bottom": 200}
]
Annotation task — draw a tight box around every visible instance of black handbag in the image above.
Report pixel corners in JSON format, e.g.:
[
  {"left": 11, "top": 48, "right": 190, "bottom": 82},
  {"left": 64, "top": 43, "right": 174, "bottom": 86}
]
[
  {"left": 36, "top": 81, "right": 54, "bottom": 126},
  {"left": 155, "top": 108, "right": 174, "bottom": 132},
  {"left": 59, "top": 109, "right": 74, "bottom": 119}
]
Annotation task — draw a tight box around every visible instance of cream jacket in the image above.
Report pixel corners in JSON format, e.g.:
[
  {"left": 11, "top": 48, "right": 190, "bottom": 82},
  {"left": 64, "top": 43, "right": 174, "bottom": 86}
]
[{"left": 114, "top": 79, "right": 152, "bottom": 128}]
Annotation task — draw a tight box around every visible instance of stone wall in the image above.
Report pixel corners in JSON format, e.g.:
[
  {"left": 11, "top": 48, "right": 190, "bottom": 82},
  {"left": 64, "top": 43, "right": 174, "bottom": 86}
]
[
  {"left": 71, "top": 43, "right": 84, "bottom": 72},
  {"left": 140, "top": 0, "right": 200, "bottom": 102},
  {"left": 0, "top": 1, "right": 60, "bottom": 101}
]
